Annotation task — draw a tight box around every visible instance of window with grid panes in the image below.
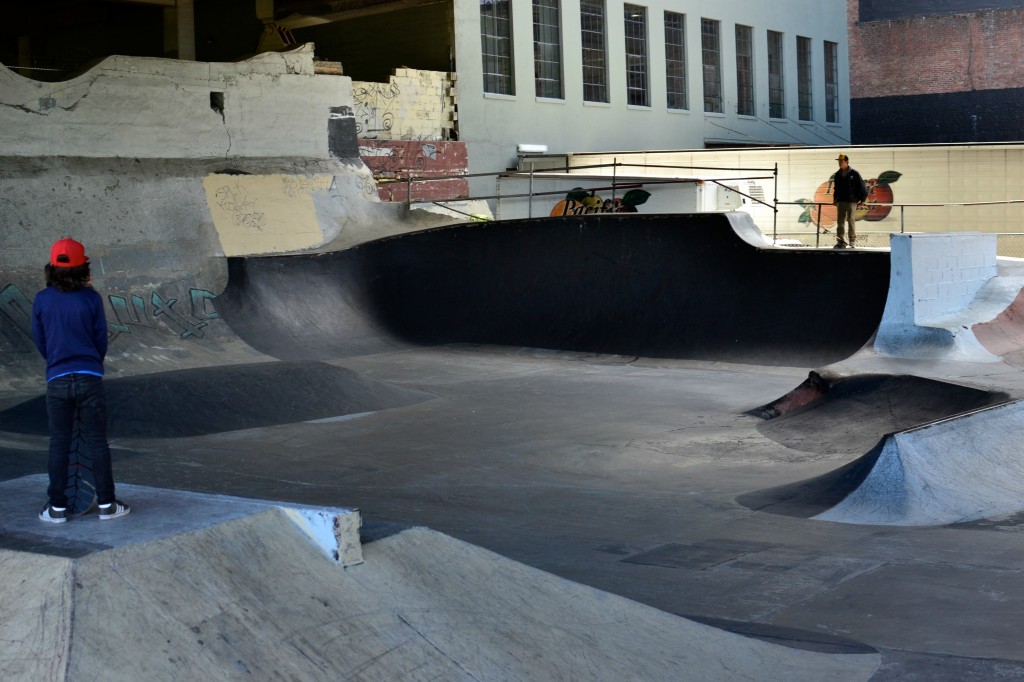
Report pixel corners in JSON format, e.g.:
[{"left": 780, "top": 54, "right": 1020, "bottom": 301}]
[
  {"left": 533, "top": 0, "right": 562, "bottom": 98},
  {"left": 768, "top": 30, "right": 784, "bottom": 118},
  {"left": 665, "top": 12, "right": 687, "bottom": 110},
  {"left": 798, "top": 35, "right": 812, "bottom": 120},
  {"left": 825, "top": 40, "right": 838, "bottom": 122},
  {"left": 735, "top": 24, "right": 753, "bottom": 116},
  {"left": 580, "top": 0, "right": 608, "bottom": 102},
  {"left": 701, "top": 18, "right": 722, "bottom": 113},
  {"left": 624, "top": 4, "right": 649, "bottom": 106},
  {"left": 481, "top": 0, "right": 514, "bottom": 95}
]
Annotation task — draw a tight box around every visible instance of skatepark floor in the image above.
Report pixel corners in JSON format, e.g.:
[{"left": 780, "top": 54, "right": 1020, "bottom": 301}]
[{"left": 4, "top": 342, "right": 1024, "bottom": 680}]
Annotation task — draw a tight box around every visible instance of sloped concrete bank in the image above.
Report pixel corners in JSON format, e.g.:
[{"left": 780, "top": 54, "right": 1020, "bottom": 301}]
[{"left": 0, "top": 497, "right": 879, "bottom": 681}]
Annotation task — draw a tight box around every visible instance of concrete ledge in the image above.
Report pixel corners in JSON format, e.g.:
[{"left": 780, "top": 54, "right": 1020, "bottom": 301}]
[{"left": 0, "top": 475, "right": 362, "bottom": 566}]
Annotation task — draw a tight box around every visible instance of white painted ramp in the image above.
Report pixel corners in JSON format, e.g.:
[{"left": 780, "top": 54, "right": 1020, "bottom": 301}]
[
  {"left": 2, "top": 509, "right": 879, "bottom": 681},
  {"left": 816, "top": 400, "right": 1024, "bottom": 526}
]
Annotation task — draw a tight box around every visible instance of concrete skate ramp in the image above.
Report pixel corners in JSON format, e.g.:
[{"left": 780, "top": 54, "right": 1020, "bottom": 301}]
[
  {"left": 0, "top": 508, "right": 879, "bottom": 680},
  {"left": 741, "top": 400, "right": 1024, "bottom": 526},
  {"left": 214, "top": 213, "right": 891, "bottom": 366},
  {"left": 0, "top": 361, "right": 431, "bottom": 438},
  {"left": 974, "top": 286, "right": 1024, "bottom": 367}
]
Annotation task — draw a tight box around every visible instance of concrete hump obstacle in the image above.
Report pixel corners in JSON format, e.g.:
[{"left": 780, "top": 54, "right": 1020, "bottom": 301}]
[
  {"left": 0, "top": 481, "right": 880, "bottom": 681},
  {"left": 743, "top": 400, "right": 1024, "bottom": 527},
  {"left": 813, "top": 400, "right": 1024, "bottom": 526}
]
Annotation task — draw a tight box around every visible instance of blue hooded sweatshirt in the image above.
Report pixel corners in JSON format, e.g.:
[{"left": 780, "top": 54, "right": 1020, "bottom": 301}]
[{"left": 31, "top": 286, "right": 108, "bottom": 381}]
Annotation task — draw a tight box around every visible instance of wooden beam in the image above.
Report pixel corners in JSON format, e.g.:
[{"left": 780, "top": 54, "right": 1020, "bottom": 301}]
[{"left": 276, "top": 0, "right": 448, "bottom": 28}]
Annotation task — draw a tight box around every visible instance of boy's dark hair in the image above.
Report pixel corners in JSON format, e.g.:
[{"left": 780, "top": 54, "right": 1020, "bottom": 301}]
[{"left": 45, "top": 262, "right": 91, "bottom": 292}]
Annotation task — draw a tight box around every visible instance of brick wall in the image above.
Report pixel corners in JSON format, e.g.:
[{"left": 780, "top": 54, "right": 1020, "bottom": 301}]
[
  {"left": 352, "top": 67, "right": 464, "bottom": 202},
  {"left": 860, "top": 0, "right": 1024, "bottom": 22},
  {"left": 359, "top": 139, "right": 469, "bottom": 202},
  {"left": 850, "top": 0, "right": 1024, "bottom": 142},
  {"left": 850, "top": 1, "right": 1024, "bottom": 98}
]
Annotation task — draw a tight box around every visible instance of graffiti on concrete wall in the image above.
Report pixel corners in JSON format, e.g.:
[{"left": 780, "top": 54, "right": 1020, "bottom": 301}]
[
  {"left": 0, "top": 284, "right": 35, "bottom": 354},
  {"left": 352, "top": 69, "right": 456, "bottom": 141},
  {"left": 352, "top": 83, "right": 400, "bottom": 139},
  {"left": 0, "top": 283, "right": 220, "bottom": 356},
  {"left": 108, "top": 288, "right": 219, "bottom": 341},
  {"left": 358, "top": 140, "right": 469, "bottom": 202},
  {"left": 214, "top": 182, "right": 266, "bottom": 230},
  {"left": 281, "top": 175, "right": 326, "bottom": 198}
]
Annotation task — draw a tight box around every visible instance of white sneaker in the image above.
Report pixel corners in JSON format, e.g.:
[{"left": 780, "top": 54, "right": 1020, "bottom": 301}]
[
  {"left": 98, "top": 500, "right": 131, "bottom": 520},
  {"left": 39, "top": 504, "right": 67, "bottom": 523}
]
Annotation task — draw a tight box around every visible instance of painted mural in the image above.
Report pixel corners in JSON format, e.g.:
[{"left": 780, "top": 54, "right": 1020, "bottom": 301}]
[
  {"left": 796, "top": 170, "right": 902, "bottom": 230},
  {"left": 550, "top": 188, "right": 652, "bottom": 216}
]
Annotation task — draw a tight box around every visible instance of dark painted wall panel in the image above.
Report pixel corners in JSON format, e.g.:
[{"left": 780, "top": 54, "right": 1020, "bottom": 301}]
[
  {"left": 328, "top": 106, "right": 360, "bottom": 160},
  {"left": 860, "top": 0, "right": 1024, "bottom": 22},
  {"left": 852, "top": 89, "right": 1024, "bottom": 144},
  {"left": 215, "top": 214, "right": 891, "bottom": 367}
]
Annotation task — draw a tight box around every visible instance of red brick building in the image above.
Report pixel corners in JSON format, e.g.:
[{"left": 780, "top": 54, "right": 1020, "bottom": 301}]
[{"left": 850, "top": 0, "right": 1024, "bottom": 143}]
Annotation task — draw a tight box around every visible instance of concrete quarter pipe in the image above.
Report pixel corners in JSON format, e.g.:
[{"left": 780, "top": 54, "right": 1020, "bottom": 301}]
[{"left": 215, "top": 213, "right": 892, "bottom": 367}]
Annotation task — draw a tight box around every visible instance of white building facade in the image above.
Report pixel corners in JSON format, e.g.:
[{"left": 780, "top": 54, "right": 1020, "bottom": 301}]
[{"left": 453, "top": 0, "right": 850, "bottom": 184}]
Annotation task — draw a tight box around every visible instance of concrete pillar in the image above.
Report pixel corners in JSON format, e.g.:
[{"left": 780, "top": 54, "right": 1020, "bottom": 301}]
[
  {"left": 17, "top": 36, "right": 31, "bottom": 78},
  {"left": 255, "top": 0, "right": 274, "bottom": 21},
  {"left": 164, "top": 0, "right": 195, "bottom": 61}
]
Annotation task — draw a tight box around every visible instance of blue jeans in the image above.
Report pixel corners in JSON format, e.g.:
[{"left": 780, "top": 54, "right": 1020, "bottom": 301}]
[{"left": 46, "top": 374, "right": 116, "bottom": 507}]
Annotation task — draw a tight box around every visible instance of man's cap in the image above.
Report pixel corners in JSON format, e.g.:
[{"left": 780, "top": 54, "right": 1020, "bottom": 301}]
[
  {"left": 837, "top": 153, "right": 850, "bottom": 162},
  {"left": 50, "top": 238, "right": 89, "bottom": 268}
]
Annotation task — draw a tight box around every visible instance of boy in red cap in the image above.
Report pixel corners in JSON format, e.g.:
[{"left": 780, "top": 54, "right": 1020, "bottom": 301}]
[{"left": 31, "top": 238, "right": 130, "bottom": 522}]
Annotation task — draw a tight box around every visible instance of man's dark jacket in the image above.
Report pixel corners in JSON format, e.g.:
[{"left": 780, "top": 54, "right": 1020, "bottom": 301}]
[{"left": 832, "top": 168, "right": 868, "bottom": 203}]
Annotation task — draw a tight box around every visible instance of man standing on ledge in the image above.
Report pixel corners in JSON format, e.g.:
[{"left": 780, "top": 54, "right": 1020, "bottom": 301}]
[{"left": 832, "top": 153, "right": 868, "bottom": 249}]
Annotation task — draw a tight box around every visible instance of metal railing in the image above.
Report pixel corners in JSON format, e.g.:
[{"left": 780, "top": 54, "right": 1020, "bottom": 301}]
[
  {"left": 775, "top": 198, "right": 1024, "bottom": 249},
  {"left": 771, "top": 231, "right": 1024, "bottom": 257},
  {"left": 388, "top": 160, "right": 1024, "bottom": 252},
  {"left": 387, "top": 158, "right": 778, "bottom": 223}
]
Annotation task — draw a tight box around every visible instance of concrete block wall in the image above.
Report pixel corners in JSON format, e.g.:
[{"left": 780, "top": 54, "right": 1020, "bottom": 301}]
[
  {"left": 890, "top": 233, "right": 998, "bottom": 325},
  {"left": 875, "top": 232, "right": 1001, "bottom": 361},
  {"left": 351, "top": 69, "right": 456, "bottom": 141}
]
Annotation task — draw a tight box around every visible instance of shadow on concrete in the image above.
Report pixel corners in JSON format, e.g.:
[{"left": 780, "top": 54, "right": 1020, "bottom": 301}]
[
  {"left": 0, "top": 361, "right": 432, "bottom": 438},
  {"left": 740, "top": 376, "right": 1012, "bottom": 519},
  {"left": 685, "top": 614, "right": 879, "bottom": 654},
  {"left": 754, "top": 374, "right": 1009, "bottom": 454},
  {"left": 737, "top": 441, "right": 888, "bottom": 518}
]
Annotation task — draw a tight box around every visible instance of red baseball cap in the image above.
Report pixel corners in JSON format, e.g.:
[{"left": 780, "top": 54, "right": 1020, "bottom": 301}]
[{"left": 50, "top": 238, "right": 89, "bottom": 268}]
